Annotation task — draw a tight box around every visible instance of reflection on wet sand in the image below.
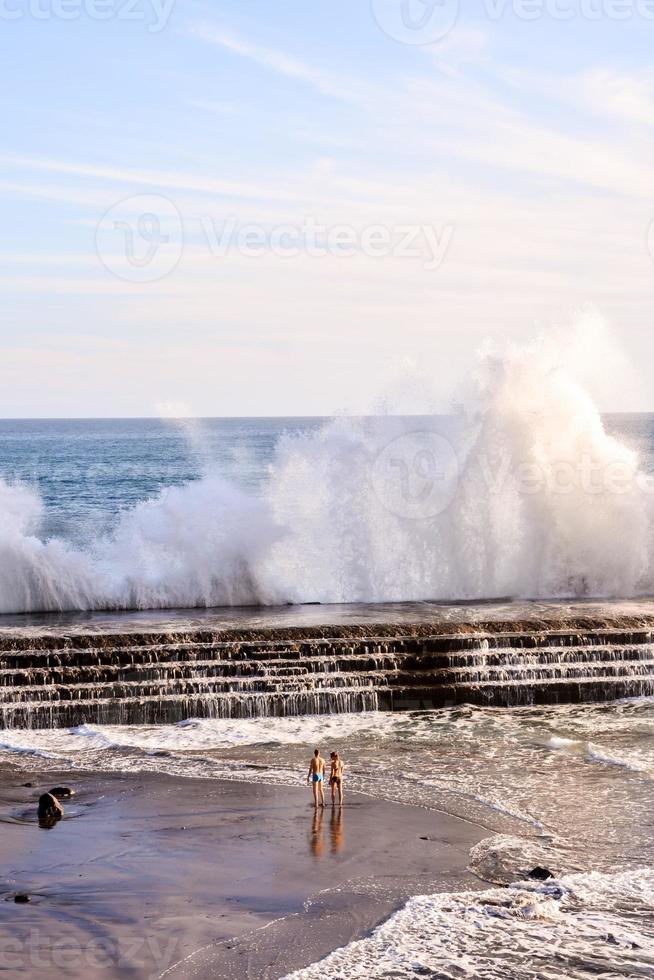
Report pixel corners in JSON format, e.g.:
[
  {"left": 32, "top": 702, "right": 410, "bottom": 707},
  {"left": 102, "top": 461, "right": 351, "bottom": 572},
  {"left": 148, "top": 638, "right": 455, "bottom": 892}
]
[
  {"left": 309, "top": 807, "right": 345, "bottom": 858},
  {"left": 310, "top": 808, "right": 325, "bottom": 858},
  {"left": 330, "top": 807, "right": 344, "bottom": 855}
]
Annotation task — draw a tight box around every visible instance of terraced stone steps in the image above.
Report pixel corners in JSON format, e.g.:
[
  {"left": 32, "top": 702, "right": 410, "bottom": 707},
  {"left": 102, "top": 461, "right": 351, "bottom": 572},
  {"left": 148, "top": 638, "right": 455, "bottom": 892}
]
[{"left": 1, "top": 622, "right": 653, "bottom": 727}]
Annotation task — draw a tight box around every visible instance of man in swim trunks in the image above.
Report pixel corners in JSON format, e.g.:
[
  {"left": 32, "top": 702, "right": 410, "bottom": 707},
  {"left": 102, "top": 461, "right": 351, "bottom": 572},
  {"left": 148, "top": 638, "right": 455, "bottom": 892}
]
[
  {"left": 307, "top": 748, "right": 326, "bottom": 807},
  {"left": 329, "top": 751, "right": 345, "bottom": 806}
]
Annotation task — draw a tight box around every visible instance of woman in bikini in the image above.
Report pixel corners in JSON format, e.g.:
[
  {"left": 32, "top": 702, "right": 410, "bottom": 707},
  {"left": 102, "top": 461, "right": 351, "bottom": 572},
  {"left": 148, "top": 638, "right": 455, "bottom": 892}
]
[{"left": 329, "top": 751, "right": 345, "bottom": 806}]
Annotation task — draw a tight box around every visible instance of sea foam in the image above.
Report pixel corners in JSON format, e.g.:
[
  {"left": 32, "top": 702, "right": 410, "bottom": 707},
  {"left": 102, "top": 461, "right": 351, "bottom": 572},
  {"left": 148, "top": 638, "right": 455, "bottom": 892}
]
[{"left": 285, "top": 869, "right": 654, "bottom": 980}]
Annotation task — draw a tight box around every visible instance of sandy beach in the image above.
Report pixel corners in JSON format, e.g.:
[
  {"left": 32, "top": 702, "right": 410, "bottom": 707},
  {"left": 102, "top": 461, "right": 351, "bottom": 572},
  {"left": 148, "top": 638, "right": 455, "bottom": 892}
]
[{"left": 0, "top": 768, "right": 487, "bottom": 979}]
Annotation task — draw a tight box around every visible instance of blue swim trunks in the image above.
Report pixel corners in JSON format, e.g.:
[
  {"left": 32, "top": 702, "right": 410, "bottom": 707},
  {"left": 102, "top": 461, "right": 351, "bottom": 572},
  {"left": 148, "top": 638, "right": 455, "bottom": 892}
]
[{"left": 312, "top": 774, "right": 323, "bottom": 783}]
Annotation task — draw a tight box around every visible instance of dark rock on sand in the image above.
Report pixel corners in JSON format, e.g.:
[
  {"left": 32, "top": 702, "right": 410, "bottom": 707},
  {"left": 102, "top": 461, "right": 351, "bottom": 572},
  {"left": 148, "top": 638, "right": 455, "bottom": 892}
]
[
  {"left": 22, "top": 782, "right": 33, "bottom": 788},
  {"left": 528, "top": 866, "right": 553, "bottom": 880},
  {"left": 38, "top": 793, "right": 64, "bottom": 823},
  {"left": 14, "top": 894, "right": 31, "bottom": 904},
  {"left": 49, "top": 787, "right": 74, "bottom": 800}
]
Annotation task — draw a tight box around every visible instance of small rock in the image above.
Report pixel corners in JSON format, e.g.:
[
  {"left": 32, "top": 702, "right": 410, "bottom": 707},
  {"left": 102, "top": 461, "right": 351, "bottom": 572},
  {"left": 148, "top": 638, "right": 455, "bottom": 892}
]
[
  {"left": 49, "top": 787, "right": 74, "bottom": 800},
  {"left": 528, "top": 866, "right": 553, "bottom": 881},
  {"left": 38, "top": 793, "right": 63, "bottom": 825},
  {"left": 14, "top": 894, "right": 31, "bottom": 904},
  {"left": 22, "top": 782, "right": 33, "bottom": 788}
]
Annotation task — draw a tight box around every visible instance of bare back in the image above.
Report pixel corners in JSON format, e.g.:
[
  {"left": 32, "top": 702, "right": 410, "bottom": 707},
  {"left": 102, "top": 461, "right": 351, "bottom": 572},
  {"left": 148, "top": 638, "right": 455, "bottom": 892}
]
[{"left": 330, "top": 758, "right": 344, "bottom": 780}]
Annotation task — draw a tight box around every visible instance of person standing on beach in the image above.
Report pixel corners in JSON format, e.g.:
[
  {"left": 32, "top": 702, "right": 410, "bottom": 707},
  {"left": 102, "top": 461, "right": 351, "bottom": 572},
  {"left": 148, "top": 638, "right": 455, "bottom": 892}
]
[
  {"left": 307, "top": 748, "right": 326, "bottom": 807},
  {"left": 329, "top": 751, "right": 345, "bottom": 806}
]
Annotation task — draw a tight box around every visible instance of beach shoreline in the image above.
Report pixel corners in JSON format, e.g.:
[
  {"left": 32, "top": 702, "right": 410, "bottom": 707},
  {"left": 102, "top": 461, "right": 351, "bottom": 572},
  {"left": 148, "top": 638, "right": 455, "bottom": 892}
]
[{"left": 0, "top": 766, "right": 487, "bottom": 979}]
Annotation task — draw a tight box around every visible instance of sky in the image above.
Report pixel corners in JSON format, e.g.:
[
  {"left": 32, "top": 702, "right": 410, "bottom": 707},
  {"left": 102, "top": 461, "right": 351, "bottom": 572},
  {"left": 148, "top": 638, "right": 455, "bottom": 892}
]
[{"left": 1, "top": 0, "right": 654, "bottom": 417}]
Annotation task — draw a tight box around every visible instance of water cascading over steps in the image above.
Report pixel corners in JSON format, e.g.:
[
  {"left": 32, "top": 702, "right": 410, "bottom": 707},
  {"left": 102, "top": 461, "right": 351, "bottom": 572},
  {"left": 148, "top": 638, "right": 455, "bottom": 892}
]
[{"left": 2, "top": 620, "right": 654, "bottom": 728}]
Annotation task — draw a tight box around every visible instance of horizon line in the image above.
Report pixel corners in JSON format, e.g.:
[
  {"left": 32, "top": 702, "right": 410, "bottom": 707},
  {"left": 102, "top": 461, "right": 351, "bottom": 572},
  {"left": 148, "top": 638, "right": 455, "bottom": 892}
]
[{"left": 0, "top": 410, "right": 649, "bottom": 422}]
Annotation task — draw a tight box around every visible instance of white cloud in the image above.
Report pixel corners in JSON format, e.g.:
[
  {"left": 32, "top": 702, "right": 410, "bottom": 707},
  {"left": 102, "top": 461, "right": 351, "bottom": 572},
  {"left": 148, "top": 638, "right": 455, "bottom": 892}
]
[
  {"left": 427, "top": 25, "right": 491, "bottom": 64},
  {"left": 579, "top": 69, "right": 654, "bottom": 127},
  {"left": 188, "top": 23, "right": 372, "bottom": 106},
  {"left": 0, "top": 152, "right": 289, "bottom": 204}
]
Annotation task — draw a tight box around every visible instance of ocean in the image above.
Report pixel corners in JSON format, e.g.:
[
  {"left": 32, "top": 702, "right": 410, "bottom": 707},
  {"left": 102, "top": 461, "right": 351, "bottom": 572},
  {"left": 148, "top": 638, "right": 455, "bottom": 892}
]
[{"left": 2, "top": 412, "right": 654, "bottom": 977}]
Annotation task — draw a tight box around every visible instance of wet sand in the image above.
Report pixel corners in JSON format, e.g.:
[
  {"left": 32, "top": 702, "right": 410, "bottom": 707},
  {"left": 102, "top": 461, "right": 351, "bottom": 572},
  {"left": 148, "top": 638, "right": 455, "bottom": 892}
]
[{"left": 0, "top": 769, "right": 487, "bottom": 979}]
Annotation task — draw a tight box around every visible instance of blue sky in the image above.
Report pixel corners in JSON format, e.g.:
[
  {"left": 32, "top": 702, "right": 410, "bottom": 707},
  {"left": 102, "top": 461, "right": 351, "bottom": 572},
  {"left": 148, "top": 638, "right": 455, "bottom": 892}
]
[{"left": 1, "top": 0, "right": 653, "bottom": 416}]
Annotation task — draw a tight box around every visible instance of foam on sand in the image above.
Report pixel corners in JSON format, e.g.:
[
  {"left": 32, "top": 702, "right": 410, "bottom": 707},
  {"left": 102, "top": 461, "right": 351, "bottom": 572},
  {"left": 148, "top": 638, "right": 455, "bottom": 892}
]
[{"left": 285, "top": 869, "right": 654, "bottom": 980}]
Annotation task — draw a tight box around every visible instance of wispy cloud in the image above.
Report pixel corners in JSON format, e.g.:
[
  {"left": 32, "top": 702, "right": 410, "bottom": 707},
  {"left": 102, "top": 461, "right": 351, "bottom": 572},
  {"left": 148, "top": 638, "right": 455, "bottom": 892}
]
[
  {"left": 426, "top": 25, "right": 491, "bottom": 64},
  {"left": 0, "top": 152, "right": 288, "bottom": 204},
  {"left": 188, "top": 23, "right": 369, "bottom": 105},
  {"left": 579, "top": 69, "right": 654, "bottom": 127},
  {"left": 3, "top": 12, "right": 654, "bottom": 414}
]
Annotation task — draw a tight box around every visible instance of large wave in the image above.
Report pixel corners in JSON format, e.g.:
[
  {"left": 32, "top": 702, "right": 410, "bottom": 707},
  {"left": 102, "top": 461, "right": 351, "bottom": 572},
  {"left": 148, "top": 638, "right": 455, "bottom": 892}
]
[{"left": 2, "top": 323, "right": 653, "bottom": 613}]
